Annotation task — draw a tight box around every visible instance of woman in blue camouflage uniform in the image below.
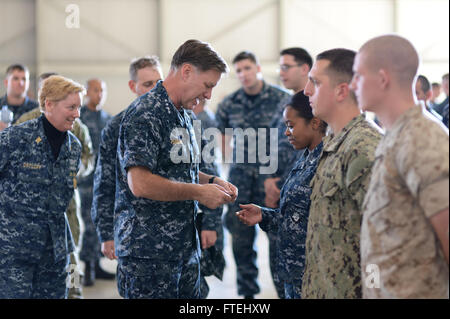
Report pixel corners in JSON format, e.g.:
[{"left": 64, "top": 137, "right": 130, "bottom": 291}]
[
  {"left": 0, "top": 75, "right": 84, "bottom": 298},
  {"left": 236, "top": 91, "right": 326, "bottom": 299}
]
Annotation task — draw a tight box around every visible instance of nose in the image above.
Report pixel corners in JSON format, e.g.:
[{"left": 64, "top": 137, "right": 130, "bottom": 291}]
[
  {"left": 74, "top": 107, "right": 80, "bottom": 119},
  {"left": 203, "top": 88, "right": 212, "bottom": 100},
  {"left": 284, "top": 127, "right": 290, "bottom": 136},
  {"left": 304, "top": 80, "right": 313, "bottom": 97}
]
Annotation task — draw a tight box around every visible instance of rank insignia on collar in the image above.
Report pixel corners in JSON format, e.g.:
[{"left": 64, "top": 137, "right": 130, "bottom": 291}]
[
  {"left": 73, "top": 177, "right": 77, "bottom": 189},
  {"left": 171, "top": 139, "right": 183, "bottom": 145},
  {"left": 35, "top": 137, "right": 42, "bottom": 144}
]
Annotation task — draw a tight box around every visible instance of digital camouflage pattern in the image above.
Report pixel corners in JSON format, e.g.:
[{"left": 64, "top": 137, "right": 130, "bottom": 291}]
[
  {"left": 302, "top": 114, "right": 382, "bottom": 299},
  {"left": 15, "top": 107, "right": 94, "bottom": 299},
  {"left": 188, "top": 110, "right": 225, "bottom": 282},
  {"left": 15, "top": 107, "right": 95, "bottom": 246},
  {"left": 0, "top": 116, "right": 81, "bottom": 298},
  {"left": 115, "top": 81, "right": 201, "bottom": 298},
  {"left": 91, "top": 108, "right": 127, "bottom": 244},
  {"left": 0, "top": 95, "right": 39, "bottom": 124},
  {"left": 78, "top": 106, "right": 111, "bottom": 263},
  {"left": 260, "top": 141, "right": 323, "bottom": 299},
  {"left": 216, "top": 81, "right": 289, "bottom": 297},
  {"left": 361, "top": 106, "right": 449, "bottom": 299}
]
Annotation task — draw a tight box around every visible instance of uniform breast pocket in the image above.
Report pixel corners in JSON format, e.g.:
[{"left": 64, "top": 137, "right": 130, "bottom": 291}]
[
  {"left": 319, "top": 183, "right": 343, "bottom": 229},
  {"left": 289, "top": 185, "right": 312, "bottom": 224}
]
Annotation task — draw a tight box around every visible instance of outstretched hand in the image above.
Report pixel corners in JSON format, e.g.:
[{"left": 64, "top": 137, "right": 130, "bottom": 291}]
[{"left": 236, "top": 203, "right": 262, "bottom": 226}]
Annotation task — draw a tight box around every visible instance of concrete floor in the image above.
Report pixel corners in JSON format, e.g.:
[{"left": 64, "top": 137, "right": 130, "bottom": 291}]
[{"left": 81, "top": 228, "right": 278, "bottom": 299}]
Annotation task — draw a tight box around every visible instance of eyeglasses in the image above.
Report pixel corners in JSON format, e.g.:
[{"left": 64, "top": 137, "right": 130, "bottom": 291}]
[{"left": 277, "top": 64, "right": 302, "bottom": 72}]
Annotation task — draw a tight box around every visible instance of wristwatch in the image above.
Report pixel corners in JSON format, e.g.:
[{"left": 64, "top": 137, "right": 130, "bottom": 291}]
[{"left": 208, "top": 176, "right": 216, "bottom": 184}]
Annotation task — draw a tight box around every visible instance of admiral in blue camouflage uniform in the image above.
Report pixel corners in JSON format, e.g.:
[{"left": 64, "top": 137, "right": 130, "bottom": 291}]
[
  {"left": 116, "top": 82, "right": 197, "bottom": 298},
  {"left": 216, "top": 51, "right": 289, "bottom": 298},
  {"left": 114, "top": 40, "right": 233, "bottom": 299},
  {"left": 0, "top": 75, "right": 84, "bottom": 298}
]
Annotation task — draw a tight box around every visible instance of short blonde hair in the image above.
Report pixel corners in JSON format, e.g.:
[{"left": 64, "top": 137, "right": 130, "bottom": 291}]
[{"left": 39, "top": 75, "right": 85, "bottom": 111}]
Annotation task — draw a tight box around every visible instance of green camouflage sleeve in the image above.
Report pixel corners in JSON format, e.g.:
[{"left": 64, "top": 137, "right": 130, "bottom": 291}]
[
  {"left": 73, "top": 119, "right": 95, "bottom": 178},
  {"left": 345, "top": 153, "right": 376, "bottom": 211},
  {"left": 14, "top": 108, "right": 42, "bottom": 125}
]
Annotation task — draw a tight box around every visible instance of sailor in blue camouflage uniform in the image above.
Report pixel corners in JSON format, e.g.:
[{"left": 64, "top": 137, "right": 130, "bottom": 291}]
[
  {"left": 78, "top": 78, "right": 112, "bottom": 285},
  {"left": 91, "top": 56, "right": 163, "bottom": 262},
  {"left": 0, "top": 64, "right": 39, "bottom": 131},
  {"left": 237, "top": 91, "right": 326, "bottom": 298},
  {"left": 216, "top": 51, "right": 290, "bottom": 298},
  {"left": 115, "top": 40, "right": 236, "bottom": 299},
  {"left": 261, "top": 48, "right": 313, "bottom": 298},
  {"left": 0, "top": 75, "right": 84, "bottom": 298}
]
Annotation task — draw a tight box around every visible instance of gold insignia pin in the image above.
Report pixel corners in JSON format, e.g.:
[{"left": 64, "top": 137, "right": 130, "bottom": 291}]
[
  {"left": 73, "top": 177, "right": 77, "bottom": 189},
  {"left": 35, "top": 137, "right": 42, "bottom": 144},
  {"left": 171, "top": 139, "right": 182, "bottom": 145}
]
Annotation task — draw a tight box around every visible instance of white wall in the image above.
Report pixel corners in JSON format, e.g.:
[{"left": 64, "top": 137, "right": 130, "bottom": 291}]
[{"left": 0, "top": 0, "right": 448, "bottom": 114}]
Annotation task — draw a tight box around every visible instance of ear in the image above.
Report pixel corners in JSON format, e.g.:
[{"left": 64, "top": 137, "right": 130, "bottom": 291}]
[
  {"left": 3, "top": 78, "right": 8, "bottom": 89},
  {"left": 425, "top": 90, "right": 432, "bottom": 101},
  {"left": 44, "top": 99, "right": 53, "bottom": 113},
  {"left": 300, "top": 64, "right": 310, "bottom": 76},
  {"left": 378, "top": 69, "right": 389, "bottom": 90},
  {"left": 335, "top": 83, "right": 350, "bottom": 102},
  {"left": 310, "top": 117, "right": 322, "bottom": 130},
  {"left": 181, "top": 63, "right": 193, "bottom": 81},
  {"left": 128, "top": 80, "right": 136, "bottom": 94},
  {"left": 256, "top": 64, "right": 262, "bottom": 73}
]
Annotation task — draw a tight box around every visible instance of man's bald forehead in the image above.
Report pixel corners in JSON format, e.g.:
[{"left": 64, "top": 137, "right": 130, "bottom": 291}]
[
  {"left": 86, "top": 78, "right": 105, "bottom": 89},
  {"left": 359, "top": 35, "right": 419, "bottom": 87}
]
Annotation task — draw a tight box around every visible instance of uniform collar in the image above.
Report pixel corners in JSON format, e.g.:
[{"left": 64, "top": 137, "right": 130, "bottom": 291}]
[
  {"left": 1, "top": 94, "right": 29, "bottom": 107},
  {"left": 236, "top": 81, "right": 269, "bottom": 105},
  {"left": 323, "top": 113, "right": 366, "bottom": 153},
  {"left": 153, "top": 80, "right": 188, "bottom": 127},
  {"left": 34, "top": 115, "right": 71, "bottom": 162},
  {"left": 387, "top": 104, "right": 422, "bottom": 134}
]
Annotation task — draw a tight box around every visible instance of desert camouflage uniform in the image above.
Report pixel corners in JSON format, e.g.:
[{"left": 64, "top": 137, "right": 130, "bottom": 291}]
[{"left": 361, "top": 105, "right": 449, "bottom": 299}]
